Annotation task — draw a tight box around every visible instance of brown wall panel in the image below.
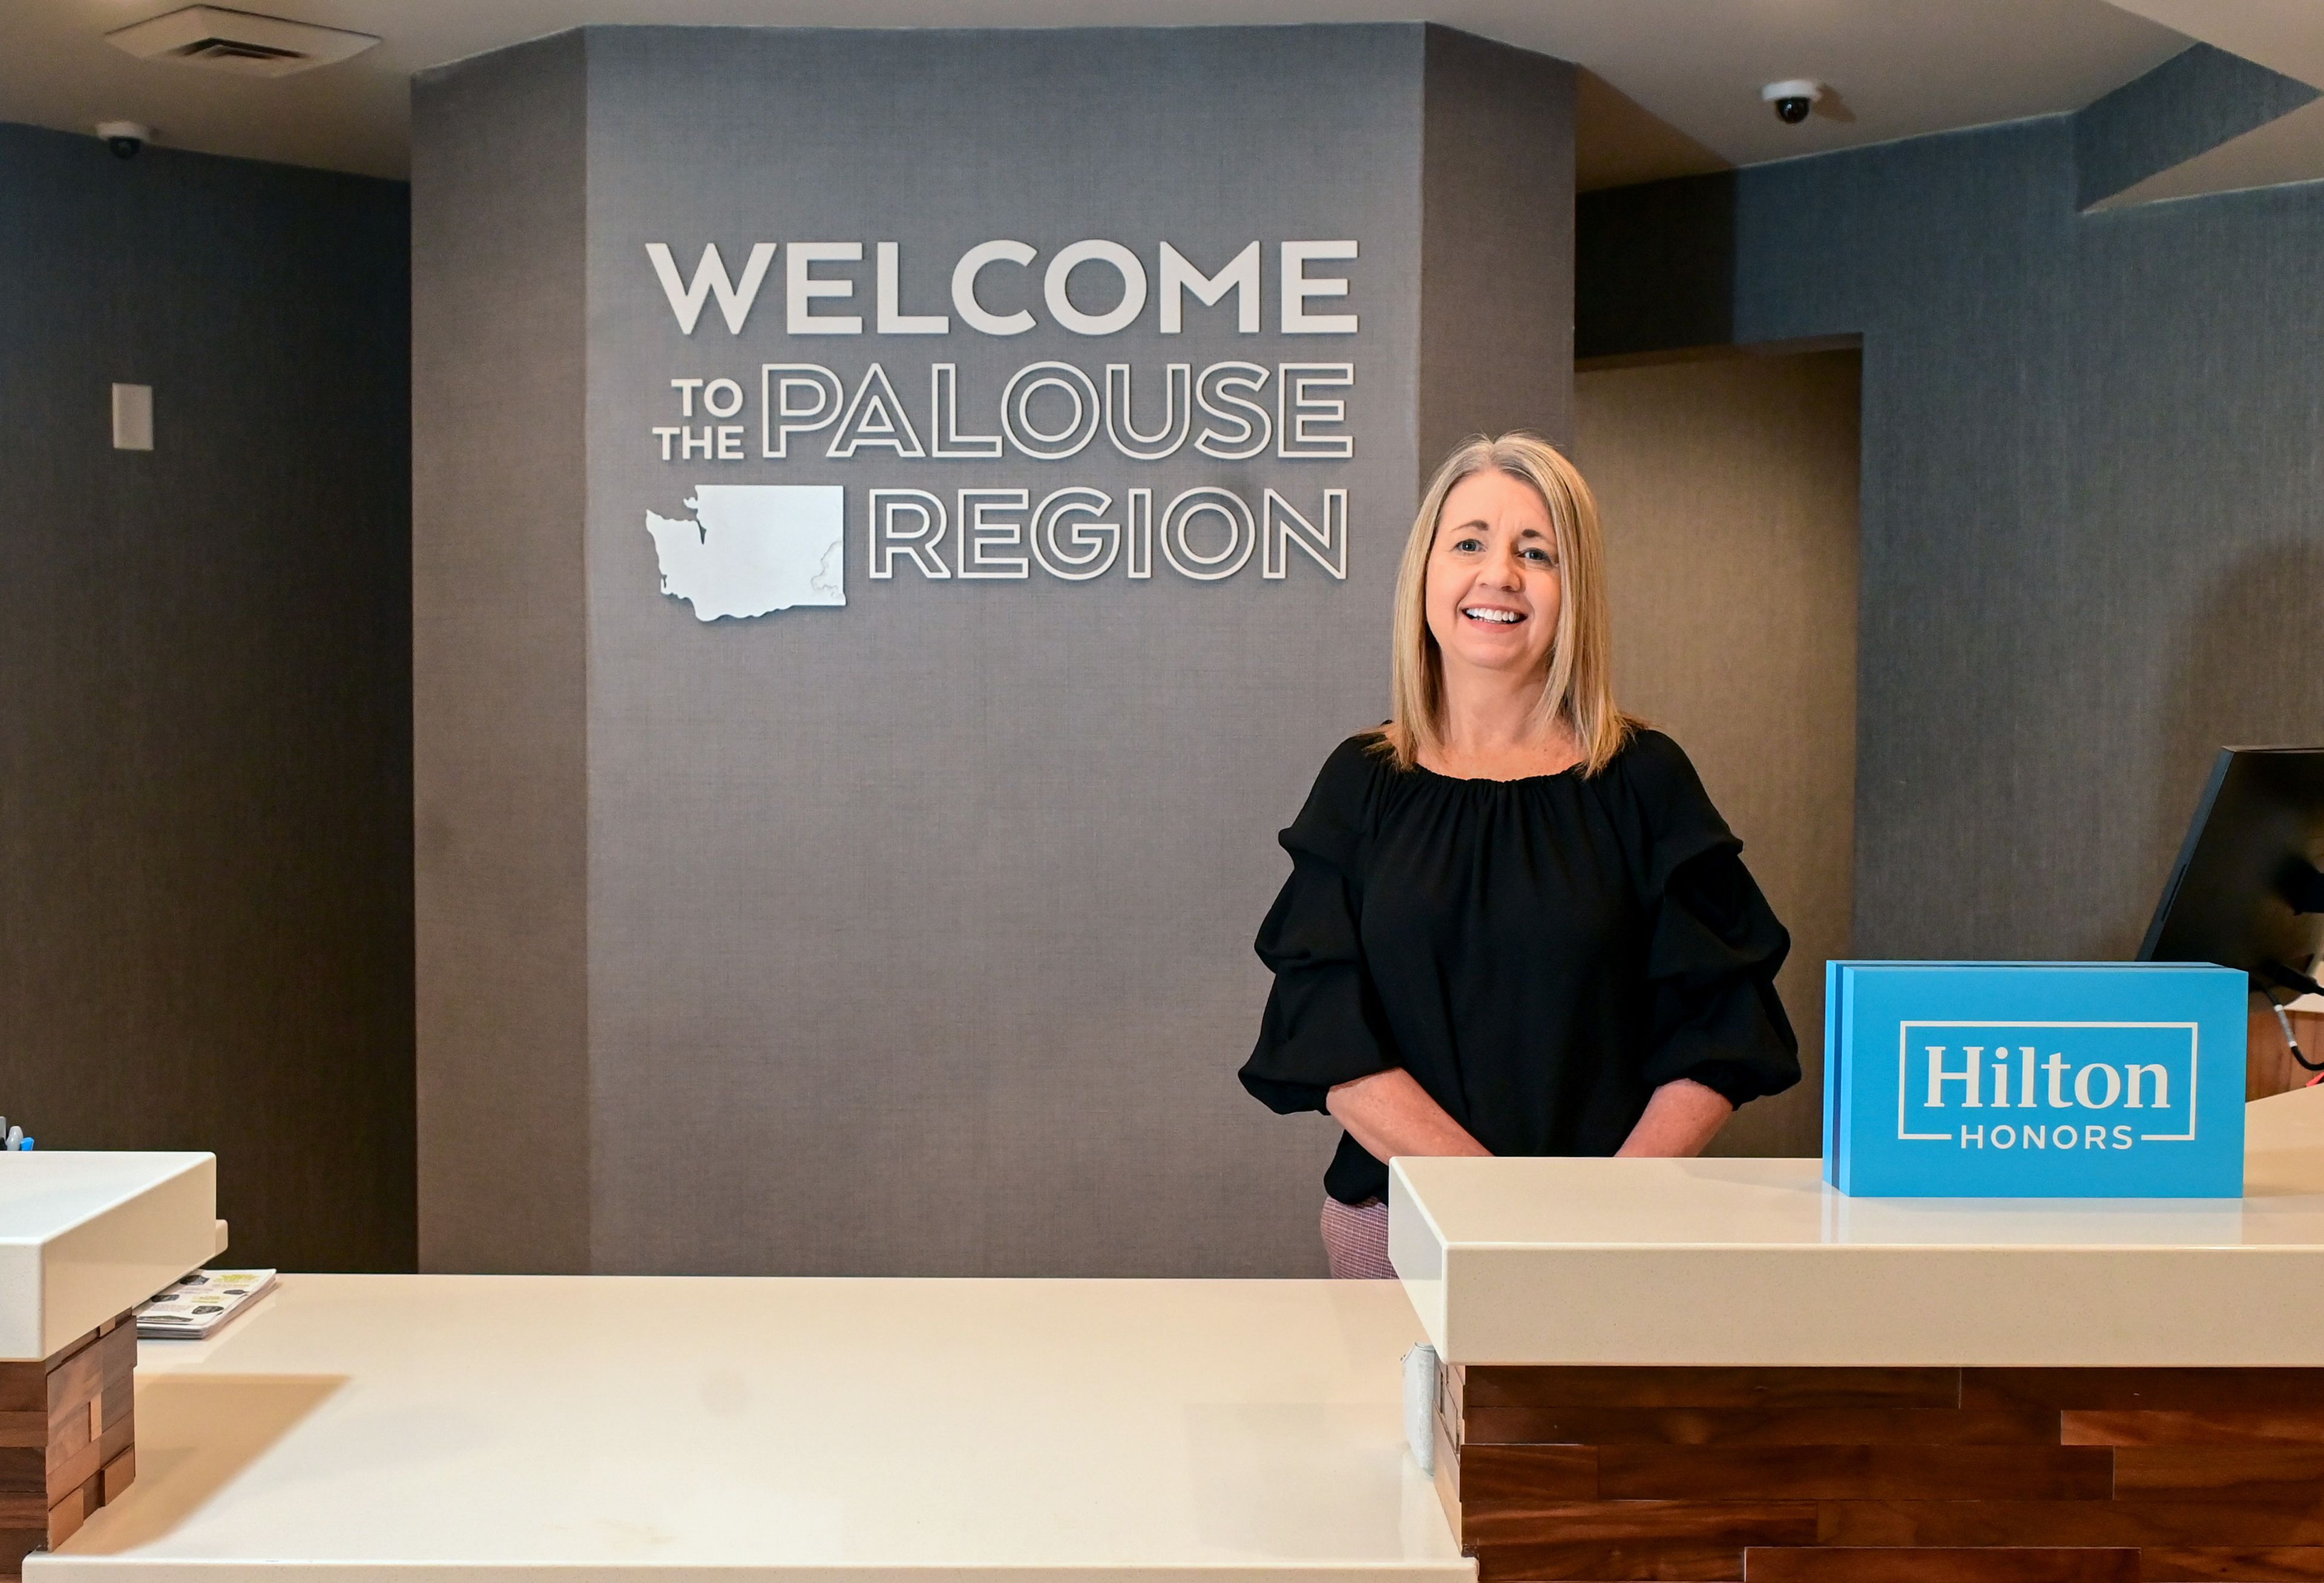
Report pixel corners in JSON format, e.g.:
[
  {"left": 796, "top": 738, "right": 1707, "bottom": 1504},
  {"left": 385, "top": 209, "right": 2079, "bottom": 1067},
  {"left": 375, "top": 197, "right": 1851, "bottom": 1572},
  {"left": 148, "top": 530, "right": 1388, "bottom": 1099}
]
[
  {"left": 1577, "top": 349, "right": 1860, "bottom": 1158},
  {"left": 0, "top": 123, "right": 413, "bottom": 1271}
]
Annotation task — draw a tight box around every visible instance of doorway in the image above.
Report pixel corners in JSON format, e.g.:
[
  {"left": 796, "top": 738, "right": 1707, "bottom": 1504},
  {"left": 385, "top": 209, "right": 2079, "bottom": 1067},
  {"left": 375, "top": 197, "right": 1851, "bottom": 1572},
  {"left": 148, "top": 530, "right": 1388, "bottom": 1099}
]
[{"left": 1575, "top": 345, "right": 1862, "bottom": 1157}]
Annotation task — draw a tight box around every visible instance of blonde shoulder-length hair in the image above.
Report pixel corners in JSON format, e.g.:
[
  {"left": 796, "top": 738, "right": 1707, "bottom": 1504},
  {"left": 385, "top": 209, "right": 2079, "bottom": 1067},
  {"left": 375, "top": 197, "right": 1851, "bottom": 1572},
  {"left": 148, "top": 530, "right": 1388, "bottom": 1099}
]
[{"left": 1377, "top": 432, "right": 1635, "bottom": 776}]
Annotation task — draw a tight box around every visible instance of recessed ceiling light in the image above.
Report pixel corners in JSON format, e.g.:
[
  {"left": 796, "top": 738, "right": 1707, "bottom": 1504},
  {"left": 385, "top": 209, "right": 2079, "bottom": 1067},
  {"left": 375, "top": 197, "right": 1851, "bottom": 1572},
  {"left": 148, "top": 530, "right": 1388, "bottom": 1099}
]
[{"left": 105, "top": 5, "right": 379, "bottom": 78}]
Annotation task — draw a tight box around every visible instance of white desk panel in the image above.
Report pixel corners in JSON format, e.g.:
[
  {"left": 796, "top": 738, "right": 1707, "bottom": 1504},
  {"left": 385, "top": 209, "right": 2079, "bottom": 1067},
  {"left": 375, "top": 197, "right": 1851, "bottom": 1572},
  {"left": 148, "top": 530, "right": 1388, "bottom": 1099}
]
[
  {"left": 0, "top": 1153, "right": 217, "bottom": 1360},
  {"left": 35, "top": 1274, "right": 1468, "bottom": 1583},
  {"left": 1393, "top": 1085, "right": 2324, "bottom": 1366}
]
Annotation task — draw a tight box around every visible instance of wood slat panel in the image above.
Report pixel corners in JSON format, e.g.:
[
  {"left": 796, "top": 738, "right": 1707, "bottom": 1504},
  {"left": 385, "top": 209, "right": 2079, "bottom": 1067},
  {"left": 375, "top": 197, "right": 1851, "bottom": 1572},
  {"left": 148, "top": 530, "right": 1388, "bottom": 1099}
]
[
  {"left": 1964, "top": 1374, "right": 2324, "bottom": 1414},
  {"left": 2114, "top": 1448, "right": 2324, "bottom": 1506},
  {"left": 1465, "top": 1408, "right": 2063, "bottom": 1449},
  {"left": 1464, "top": 1499, "right": 1820, "bottom": 1549},
  {"left": 46, "top": 1478, "right": 92, "bottom": 1549},
  {"left": 1821, "top": 1502, "right": 2324, "bottom": 1549},
  {"left": 0, "top": 1448, "right": 38, "bottom": 1503},
  {"left": 42, "top": 1349, "right": 103, "bottom": 1430},
  {"left": 1599, "top": 1446, "right": 2112, "bottom": 1503},
  {"left": 1465, "top": 1368, "right": 1960, "bottom": 1412},
  {"left": 100, "top": 1446, "right": 133, "bottom": 1506},
  {"left": 0, "top": 1530, "right": 41, "bottom": 1576},
  {"left": 97, "top": 1323, "right": 134, "bottom": 1386},
  {"left": 1462, "top": 1444, "right": 1600, "bottom": 1506},
  {"left": 0, "top": 1366, "right": 39, "bottom": 1419},
  {"left": 2138, "top": 1547, "right": 2324, "bottom": 1579},
  {"left": 2066, "top": 1412, "right": 2324, "bottom": 1447},
  {"left": 48, "top": 1407, "right": 131, "bottom": 1507},
  {"left": 1445, "top": 1363, "right": 1467, "bottom": 1427},
  {"left": 1744, "top": 1548, "right": 2137, "bottom": 1582},
  {"left": 1475, "top": 1535, "right": 1745, "bottom": 1581}
]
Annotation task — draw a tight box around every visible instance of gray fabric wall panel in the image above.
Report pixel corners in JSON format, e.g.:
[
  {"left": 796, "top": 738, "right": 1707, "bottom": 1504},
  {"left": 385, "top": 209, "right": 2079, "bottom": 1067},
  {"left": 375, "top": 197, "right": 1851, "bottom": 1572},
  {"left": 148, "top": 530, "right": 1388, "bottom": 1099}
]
[
  {"left": 410, "top": 36, "right": 594, "bottom": 1272},
  {"left": 0, "top": 123, "right": 413, "bottom": 1269},
  {"left": 1419, "top": 26, "right": 1575, "bottom": 463},
  {"left": 579, "top": 25, "right": 1431, "bottom": 1277},
  {"left": 1578, "top": 351, "right": 1860, "bottom": 1159},
  {"left": 1578, "top": 116, "right": 2324, "bottom": 971}
]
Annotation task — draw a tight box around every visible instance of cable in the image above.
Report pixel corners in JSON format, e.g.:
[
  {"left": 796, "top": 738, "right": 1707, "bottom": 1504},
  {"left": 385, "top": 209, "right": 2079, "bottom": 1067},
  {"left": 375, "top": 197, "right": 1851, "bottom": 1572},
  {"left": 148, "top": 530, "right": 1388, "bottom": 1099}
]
[{"left": 2274, "top": 998, "right": 2324, "bottom": 1072}]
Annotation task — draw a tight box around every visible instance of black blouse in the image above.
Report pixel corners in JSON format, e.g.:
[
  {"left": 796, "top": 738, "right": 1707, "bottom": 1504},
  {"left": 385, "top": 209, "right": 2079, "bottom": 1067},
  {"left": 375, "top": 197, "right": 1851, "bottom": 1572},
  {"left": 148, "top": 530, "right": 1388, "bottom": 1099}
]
[{"left": 1239, "top": 728, "right": 1800, "bottom": 1205}]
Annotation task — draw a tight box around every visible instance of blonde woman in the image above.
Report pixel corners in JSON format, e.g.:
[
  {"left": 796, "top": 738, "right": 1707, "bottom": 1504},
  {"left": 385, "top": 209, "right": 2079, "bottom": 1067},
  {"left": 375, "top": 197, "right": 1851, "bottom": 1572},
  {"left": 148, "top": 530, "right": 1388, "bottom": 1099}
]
[{"left": 1239, "top": 433, "right": 1800, "bottom": 1279}]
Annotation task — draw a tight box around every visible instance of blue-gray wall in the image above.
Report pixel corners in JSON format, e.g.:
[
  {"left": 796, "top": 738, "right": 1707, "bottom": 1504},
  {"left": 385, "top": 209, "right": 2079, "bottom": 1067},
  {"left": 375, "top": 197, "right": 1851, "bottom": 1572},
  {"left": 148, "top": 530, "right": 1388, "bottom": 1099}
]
[
  {"left": 1578, "top": 118, "right": 2324, "bottom": 965},
  {"left": 0, "top": 122, "right": 414, "bottom": 1270}
]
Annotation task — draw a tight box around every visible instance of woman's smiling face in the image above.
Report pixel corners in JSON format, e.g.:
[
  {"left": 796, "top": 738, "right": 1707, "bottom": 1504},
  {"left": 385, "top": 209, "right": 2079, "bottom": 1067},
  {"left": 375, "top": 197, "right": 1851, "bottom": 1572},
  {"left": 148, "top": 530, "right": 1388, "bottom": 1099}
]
[{"left": 1423, "top": 468, "right": 1562, "bottom": 683}]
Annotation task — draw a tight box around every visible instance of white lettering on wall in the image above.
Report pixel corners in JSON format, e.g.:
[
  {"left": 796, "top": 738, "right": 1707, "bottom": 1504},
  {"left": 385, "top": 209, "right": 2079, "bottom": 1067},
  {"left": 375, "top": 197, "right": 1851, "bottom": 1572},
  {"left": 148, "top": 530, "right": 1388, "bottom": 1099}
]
[
  {"left": 1158, "top": 241, "right": 1259, "bottom": 335},
  {"left": 648, "top": 242, "right": 775, "bottom": 335},
  {"left": 786, "top": 242, "right": 863, "bottom": 335},
  {"left": 651, "top": 240, "right": 1361, "bottom": 338}
]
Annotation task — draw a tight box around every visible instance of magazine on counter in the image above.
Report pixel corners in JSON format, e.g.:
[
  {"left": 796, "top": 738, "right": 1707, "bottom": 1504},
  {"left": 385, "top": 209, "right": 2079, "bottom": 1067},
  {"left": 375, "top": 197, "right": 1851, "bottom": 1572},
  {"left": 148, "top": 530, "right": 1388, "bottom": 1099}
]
[{"left": 136, "top": 1268, "right": 277, "bottom": 1340}]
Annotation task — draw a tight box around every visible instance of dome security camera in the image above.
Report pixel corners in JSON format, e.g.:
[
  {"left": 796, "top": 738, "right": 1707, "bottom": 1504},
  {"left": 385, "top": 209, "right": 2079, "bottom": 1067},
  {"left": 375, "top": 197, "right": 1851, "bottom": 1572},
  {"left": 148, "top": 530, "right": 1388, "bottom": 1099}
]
[
  {"left": 1760, "top": 80, "right": 1825, "bottom": 126},
  {"left": 96, "top": 120, "right": 151, "bottom": 159}
]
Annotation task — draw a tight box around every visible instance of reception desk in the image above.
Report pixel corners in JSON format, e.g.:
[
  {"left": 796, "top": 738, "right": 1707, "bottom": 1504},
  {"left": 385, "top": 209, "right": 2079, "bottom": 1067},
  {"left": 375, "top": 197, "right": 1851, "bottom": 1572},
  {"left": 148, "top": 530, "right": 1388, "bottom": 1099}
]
[
  {"left": 1394, "top": 1085, "right": 2324, "bottom": 1581},
  {"left": 33, "top": 1276, "right": 1463, "bottom": 1583},
  {"left": 30, "top": 1091, "right": 2324, "bottom": 1582},
  {"left": 0, "top": 1153, "right": 219, "bottom": 1572}
]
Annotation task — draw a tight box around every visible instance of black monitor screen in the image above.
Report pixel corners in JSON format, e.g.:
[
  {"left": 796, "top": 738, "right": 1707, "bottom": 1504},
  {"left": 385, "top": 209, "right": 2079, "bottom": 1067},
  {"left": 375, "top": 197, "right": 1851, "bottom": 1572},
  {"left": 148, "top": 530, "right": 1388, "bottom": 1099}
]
[{"left": 2139, "top": 747, "right": 2324, "bottom": 993}]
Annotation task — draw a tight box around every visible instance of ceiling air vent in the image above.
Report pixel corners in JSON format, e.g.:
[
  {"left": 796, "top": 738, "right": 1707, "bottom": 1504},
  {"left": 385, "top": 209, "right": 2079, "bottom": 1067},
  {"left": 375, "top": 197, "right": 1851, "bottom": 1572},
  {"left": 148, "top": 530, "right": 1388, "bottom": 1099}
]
[{"left": 105, "top": 6, "right": 379, "bottom": 78}]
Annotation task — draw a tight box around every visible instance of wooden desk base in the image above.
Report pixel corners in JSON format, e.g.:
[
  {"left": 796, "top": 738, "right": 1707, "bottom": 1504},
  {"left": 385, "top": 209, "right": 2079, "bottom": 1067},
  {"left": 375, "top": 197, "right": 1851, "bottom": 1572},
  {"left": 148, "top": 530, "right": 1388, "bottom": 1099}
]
[
  {"left": 1434, "top": 1362, "right": 2324, "bottom": 1581},
  {"left": 2, "top": 1317, "right": 134, "bottom": 1577}
]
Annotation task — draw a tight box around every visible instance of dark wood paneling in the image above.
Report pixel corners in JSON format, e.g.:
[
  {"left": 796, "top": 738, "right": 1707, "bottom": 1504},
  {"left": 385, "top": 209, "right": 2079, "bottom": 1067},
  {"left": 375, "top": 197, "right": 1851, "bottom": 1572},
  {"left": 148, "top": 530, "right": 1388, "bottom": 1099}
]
[
  {"left": 1448, "top": 1366, "right": 2324, "bottom": 1583},
  {"left": 1463, "top": 1498, "right": 1820, "bottom": 1549},
  {"left": 1466, "top": 1408, "right": 2060, "bottom": 1447},
  {"left": 1462, "top": 1444, "right": 1600, "bottom": 1505},
  {"left": 2138, "top": 1547, "right": 2324, "bottom": 1579},
  {"left": 1822, "top": 1502, "right": 2324, "bottom": 1549},
  {"left": 1744, "top": 1548, "right": 2136, "bottom": 1582},
  {"left": 1477, "top": 1536, "right": 1747, "bottom": 1581},
  {"left": 0, "top": 1316, "right": 137, "bottom": 1578},
  {"left": 2067, "top": 1412, "right": 2324, "bottom": 1447},
  {"left": 1465, "top": 1368, "right": 1960, "bottom": 1411},
  {"left": 1599, "top": 1446, "right": 2113, "bottom": 1503},
  {"left": 2114, "top": 1449, "right": 2324, "bottom": 1506},
  {"left": 1965, "top": 1374, "right": 2324, "bottom": 1414}
]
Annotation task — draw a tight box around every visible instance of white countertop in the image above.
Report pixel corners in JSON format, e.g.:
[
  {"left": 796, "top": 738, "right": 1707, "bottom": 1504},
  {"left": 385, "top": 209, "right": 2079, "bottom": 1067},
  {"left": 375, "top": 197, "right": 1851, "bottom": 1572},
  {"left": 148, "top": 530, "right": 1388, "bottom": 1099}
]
[
  {"left": 0, "top": 1152, "right": 217, "bottom": 1360},
  {"left": 35, "top": 1274, "right": 1467, "bottom": 1583},
  {"left": 1391, "top": 1084, "right": 2324, "bottom": 1366}
]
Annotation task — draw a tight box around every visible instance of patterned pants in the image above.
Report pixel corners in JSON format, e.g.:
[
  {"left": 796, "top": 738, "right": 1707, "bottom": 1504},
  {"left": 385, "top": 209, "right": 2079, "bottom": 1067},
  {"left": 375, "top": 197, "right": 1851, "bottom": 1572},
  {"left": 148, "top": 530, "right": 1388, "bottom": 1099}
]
[{"left": 1319, "top": 1196, "right": 1395, "bottom": 1279}]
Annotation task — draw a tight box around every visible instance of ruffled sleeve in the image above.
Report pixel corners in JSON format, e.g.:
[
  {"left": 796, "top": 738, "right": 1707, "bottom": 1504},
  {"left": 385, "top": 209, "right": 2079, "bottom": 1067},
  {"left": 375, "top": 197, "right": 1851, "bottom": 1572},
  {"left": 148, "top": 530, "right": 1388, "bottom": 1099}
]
[
  {"left": 1618, "top": 733, "right": 1802, "bottom": 1106},
  {"left": 1238, "top": 738, "right": 1399, "bottom": 1115}
]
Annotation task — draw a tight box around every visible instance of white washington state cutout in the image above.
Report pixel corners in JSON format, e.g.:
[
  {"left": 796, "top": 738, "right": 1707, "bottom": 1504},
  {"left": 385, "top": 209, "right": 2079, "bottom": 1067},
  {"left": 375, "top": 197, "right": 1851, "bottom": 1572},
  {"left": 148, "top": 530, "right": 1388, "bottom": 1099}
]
[{"left": 645, "top": 485, "right": 845, "bottom": 620}]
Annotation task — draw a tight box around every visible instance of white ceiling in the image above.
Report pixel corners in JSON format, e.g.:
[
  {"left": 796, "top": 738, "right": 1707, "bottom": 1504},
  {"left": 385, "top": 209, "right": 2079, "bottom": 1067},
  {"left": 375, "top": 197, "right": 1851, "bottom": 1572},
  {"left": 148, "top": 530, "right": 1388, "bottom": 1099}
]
[{"left": 1, "top": 0, "right": 2198, "bottom": 185}]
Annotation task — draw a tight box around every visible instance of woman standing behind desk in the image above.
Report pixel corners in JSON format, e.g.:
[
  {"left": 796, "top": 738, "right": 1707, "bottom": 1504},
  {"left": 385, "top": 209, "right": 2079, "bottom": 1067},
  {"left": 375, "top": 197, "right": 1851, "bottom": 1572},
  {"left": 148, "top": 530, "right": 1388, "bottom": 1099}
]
[{"left": 1239, "top": 433, "right": 1802, "bottom": 1278}]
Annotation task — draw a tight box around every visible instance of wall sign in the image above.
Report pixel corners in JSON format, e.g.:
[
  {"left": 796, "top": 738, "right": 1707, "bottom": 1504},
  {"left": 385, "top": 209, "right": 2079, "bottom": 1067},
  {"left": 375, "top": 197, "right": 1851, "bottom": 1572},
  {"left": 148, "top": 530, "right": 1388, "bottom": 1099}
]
[
  {"left": 637, "top": 237, "right": 1363, "bottom": 620},
  {"left": 1823, "top": 962, "right": 2247, "bottom": 1197}
]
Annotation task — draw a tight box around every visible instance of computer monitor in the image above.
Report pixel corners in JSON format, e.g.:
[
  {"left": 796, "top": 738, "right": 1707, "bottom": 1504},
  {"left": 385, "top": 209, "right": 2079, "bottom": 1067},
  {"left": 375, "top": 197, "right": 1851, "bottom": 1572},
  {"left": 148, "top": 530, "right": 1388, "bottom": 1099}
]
[{"left": 2138, "top": 747, "right": 2324, "bottom": 998}]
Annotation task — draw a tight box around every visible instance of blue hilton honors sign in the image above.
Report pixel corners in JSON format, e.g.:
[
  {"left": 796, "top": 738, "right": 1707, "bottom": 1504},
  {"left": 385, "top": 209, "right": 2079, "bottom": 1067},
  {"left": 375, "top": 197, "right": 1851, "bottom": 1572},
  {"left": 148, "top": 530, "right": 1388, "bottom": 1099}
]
[{"left": 1823, "top": 962, "right": 2247, "bottom": 1198}]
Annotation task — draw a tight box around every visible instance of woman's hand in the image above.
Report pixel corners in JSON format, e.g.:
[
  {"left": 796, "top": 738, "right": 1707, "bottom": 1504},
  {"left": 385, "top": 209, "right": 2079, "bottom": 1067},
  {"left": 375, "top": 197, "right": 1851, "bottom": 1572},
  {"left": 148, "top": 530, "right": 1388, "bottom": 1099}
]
[
  {"left": 1613, "top": 1077, "right": 1733, "bottom": 1157},
  {"left": 1325, "top": 1069, "right": 1492, "bottom": 1163}
]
